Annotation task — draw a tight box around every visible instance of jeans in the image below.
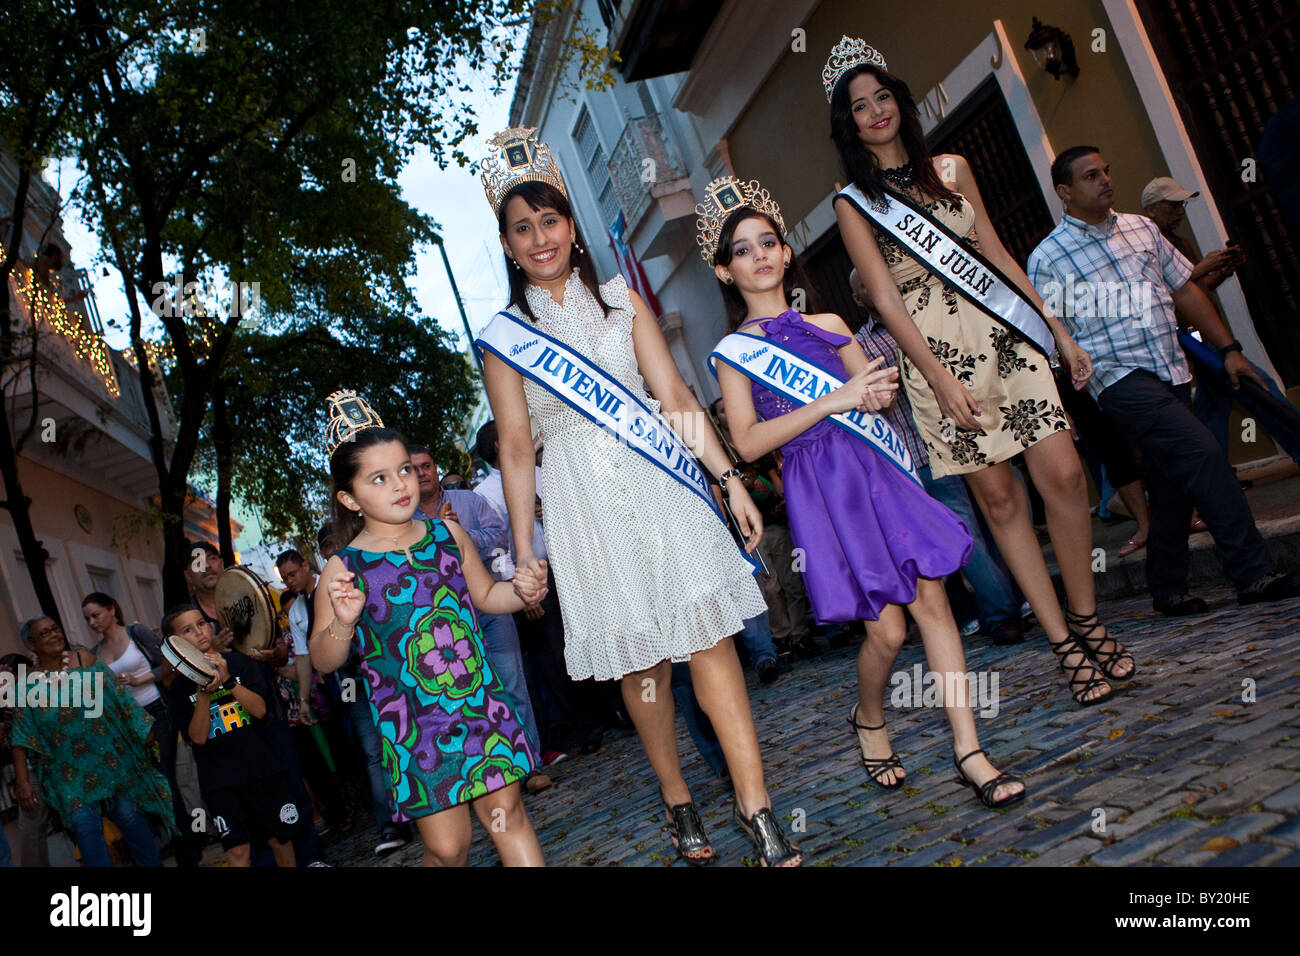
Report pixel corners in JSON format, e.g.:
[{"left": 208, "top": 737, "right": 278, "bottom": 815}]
[
  {"left": 480, "top": 612, "right": 540, "bottom": 754},
  {"left": 1100, "top": 370, "right": 1274, "bottom": 596},
  {"left": 66, "top": 793, "right": 163, "bottom": 867},
  {"left": 736, "top": 611, "right": 777, "bottom": 667},
  {"left": 143, "top": 697, "right": 200, "bottom": 866},
  {"left": 670, "top": 662, "right": 727, "bottom": 778},
  {"left": 346, "top": 694, "right": 394, "bottom": 832},
  {"left": 920, "top": 465, "right": 1020, "bottom": 628},
  {"left": 1193, "top": 357, "right": 1300, "bottom": 462}
]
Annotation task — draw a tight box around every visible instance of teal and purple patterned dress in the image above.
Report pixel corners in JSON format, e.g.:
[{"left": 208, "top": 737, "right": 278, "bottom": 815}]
[{"left": 338, "top": 518, "right": 536, "bottom": 818}]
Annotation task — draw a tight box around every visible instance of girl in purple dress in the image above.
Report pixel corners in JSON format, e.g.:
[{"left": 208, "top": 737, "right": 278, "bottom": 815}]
[{"left": 703, "top": 178, "right": 1025, "bottom": 808}]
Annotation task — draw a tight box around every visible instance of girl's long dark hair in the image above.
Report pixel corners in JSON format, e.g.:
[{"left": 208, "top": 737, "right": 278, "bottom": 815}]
[
  {"left": 712, "top": 208, "right": 822, "bottom": 331},
  {"left": 329, "top": 426, "right": 409, "bottom": 546},
  {"left": 829, "top": 64, "right": 961, "bottom": 210},
  {"left": 498, "top": 180, "right": 614, "bottom": 324}
]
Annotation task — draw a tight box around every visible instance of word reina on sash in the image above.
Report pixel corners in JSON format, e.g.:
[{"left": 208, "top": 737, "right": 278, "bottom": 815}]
[
  {"left": 519, "top": 342, "right": 705, "bottom": 489},
  {"left": 892, "top": 211, "right": 996, "bottom": 298}
]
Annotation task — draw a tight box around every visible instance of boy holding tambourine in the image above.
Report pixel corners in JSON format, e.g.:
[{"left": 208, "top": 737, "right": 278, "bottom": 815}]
[{"left": 163, "top": 606, "right": 300, "bottom": 866}]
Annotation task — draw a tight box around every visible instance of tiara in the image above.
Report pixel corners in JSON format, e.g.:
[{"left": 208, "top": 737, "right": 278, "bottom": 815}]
[
  {"left": 480, "top": 126, "right": 569, "bottom": 217},
  {"left": 324, "top": 389, "right": 385, "bottom": 456},
  {"left": 695, "top": 177, "right": 787, "bottom": 265},
  {"left": 822, "top": 35, "right": 888, "bottom": 102}
]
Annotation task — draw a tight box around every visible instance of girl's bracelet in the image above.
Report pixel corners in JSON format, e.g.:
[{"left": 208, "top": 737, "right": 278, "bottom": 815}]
[
  {"left": 719, "top": 468, "right": 743, "bottom": 488},
  {"left": 328, "top": 619, "right": 355, "bottom": 642}
]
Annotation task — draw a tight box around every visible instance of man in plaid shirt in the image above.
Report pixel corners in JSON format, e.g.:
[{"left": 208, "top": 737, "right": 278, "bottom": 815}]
[{"left": 1028, "top": 146, "right": 1299, "bottom": 615}]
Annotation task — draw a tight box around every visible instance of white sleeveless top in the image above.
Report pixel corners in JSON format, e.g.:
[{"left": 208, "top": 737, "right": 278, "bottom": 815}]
[{"left": 107, "top": 637, "right": 160, "bottom": 707}]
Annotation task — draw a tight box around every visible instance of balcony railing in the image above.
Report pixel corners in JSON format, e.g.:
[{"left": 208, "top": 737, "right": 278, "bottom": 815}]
[{"left": 607, "top": 114, "right": 687, "bottom": 231}]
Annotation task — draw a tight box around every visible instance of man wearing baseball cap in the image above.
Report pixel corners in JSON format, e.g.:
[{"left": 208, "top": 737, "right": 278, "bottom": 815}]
[{"left": 1140, "top": 176, "right": 1245, "bottom": 293}]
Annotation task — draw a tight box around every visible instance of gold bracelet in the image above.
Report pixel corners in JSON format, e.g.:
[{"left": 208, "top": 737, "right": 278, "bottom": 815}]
[{"left": 328, "top": 619, "right": 353, "bottom": 642}]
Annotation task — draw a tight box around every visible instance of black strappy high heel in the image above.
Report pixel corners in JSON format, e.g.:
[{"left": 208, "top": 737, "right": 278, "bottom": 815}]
[
  {"left": 953, "top": 749, "right": 1026, "bottom": 809},
  {"left": 733, "top": 804, "right": 803, "bottom": 867},
  {"left": 1047, "top": 634, "right": 1114, "bottom": 707},
  {"left": 1064, "top": 606, "right": 1136, "bottom": 681},
  {"left": 847, "top": 704, "right": 905, "bottom": 788},
  {"left": 661, "top": 792, "right": 713, "bottom": 866}
]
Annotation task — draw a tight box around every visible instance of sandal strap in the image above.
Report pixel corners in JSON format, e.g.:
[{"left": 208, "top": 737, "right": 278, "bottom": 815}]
[
  {"left": 665, "top": 800, "right": 711, "bottom": 856},
  {"left": 954, "top": 748, "right": 987, "bottom": 772},
  {"left": 1048, "top": 637, "right": 1111, "bottom": 705},
  {"left": 735, "top": 805, "right": 801, "bottom": 867},
  {"left": 977, "top": 773, "right": 1024, "bottom": 808},
  {"left": 847, "top": 704, "right": 884, "bottom": 732}
]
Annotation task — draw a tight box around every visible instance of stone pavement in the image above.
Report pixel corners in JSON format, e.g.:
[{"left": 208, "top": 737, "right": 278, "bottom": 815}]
[{"left": 315, "top": 586, "right": 1300, "bottom": 867}]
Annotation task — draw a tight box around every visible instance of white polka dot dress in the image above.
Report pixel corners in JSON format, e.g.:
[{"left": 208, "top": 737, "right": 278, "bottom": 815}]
[{"left": 513, "top": 271, "right": 767, "bottom": 681}]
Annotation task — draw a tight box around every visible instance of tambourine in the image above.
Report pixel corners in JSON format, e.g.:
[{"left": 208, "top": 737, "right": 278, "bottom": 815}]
[
  {"left": 214, "top": 565, "right": 279, "bottom": 654},
  {"left": 162, "top": 634, "right": 218, "bottom": 687}
]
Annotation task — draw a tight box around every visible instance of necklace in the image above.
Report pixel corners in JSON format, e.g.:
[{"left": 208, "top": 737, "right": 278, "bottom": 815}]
[
  {"left": 363, "top": 521, "right": 417, "bottom": 563},
  {"left": 879, "top": 162, "right": 915, "bottom": 190}
]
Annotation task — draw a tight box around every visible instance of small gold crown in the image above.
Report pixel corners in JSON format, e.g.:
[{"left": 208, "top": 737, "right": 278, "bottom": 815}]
[
  {"left": 822, "top": 35, "right": 888, "bottom": 102},
  {"left": 695, "top": 177, "right": 787, "bottom": 265},
  {"left": 480, "top": 126, "right": 569, "bottom": 217},
  {"left": 325, "top": 389, "right": 385, "bottom": 456}
]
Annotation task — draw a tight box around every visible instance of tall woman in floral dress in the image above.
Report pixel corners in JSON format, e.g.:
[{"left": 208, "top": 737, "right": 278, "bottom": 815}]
[{"left": 824, "top": 37, "right": 1134, "bottom": 708}]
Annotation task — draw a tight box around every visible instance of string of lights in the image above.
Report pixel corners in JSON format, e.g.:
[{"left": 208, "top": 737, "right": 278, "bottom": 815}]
[{"left": 10, "top": 267, "right": 121, "bottom": 397}]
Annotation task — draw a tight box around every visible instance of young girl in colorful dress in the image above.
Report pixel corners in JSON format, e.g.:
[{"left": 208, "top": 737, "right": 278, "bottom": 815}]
[
  {"left": 825, "top": 36, "right": 1133, "bottom": 708},
  {"left": 477, "top": 127, "right": 802, "bottom": 865},
  {"left": 704, "top": 176, "right": 1025, "bottom": 808},
  {"left": 309, "top": 392, "right": 548, "bottom": 866}
]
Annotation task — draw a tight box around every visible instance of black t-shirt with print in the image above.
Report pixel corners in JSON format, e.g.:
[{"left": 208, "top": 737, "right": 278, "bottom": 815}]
[
  {"left": 166, "top": 649, "right": 283, "bottom": 794},
  {"left": 190, "top": 595, "right": 287, "bottom": 722}
]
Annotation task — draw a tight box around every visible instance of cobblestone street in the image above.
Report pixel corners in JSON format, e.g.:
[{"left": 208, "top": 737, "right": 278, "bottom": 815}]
[{"left": 317, "top": 587, "right": 1300, "bottom": 867}]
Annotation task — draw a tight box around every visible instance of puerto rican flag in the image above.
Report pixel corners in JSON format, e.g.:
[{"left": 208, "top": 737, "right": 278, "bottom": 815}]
[{"left": 609, "top": 212, "right": 663, "bottom": 316}]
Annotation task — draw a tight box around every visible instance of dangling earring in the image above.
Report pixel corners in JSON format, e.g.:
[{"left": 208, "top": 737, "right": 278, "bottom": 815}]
[
  {"left": 508, "top": 256, "right": 520, "bottom": 270},
  {"left": 573, "top": 239, "right": 584, "bottom": 255},
  {"left": 783, "top": 258, "right": 791, "bottom": 268}
]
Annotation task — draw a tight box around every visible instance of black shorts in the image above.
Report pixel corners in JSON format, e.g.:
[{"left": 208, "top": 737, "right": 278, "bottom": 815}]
[{"left": 204, "top": 774, "right": 301, "bottom": 850}]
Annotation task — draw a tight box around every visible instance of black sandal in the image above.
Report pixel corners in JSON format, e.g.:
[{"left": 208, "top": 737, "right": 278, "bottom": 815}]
[
  {"left": 661, "top": 792, "right": 713, "bottom": 866},
  {"left": 1047, "top": 634, "right": 1113, "bottom": 707},
  {"left": 733, "top": 804, "right": 802, "bottom": 867},
  {"left": 847, "top": 705, "right": 905, "bottom": 789},
  {"left": 953, "top": 749, "right": 1026, "bottom": 809},
  {"left": 1064, "top": 606, "right": 1136, "bottom": 681}
]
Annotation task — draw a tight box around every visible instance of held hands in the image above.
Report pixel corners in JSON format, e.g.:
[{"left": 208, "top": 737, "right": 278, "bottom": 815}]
[{"left": 512, "top": 555, "right": 550, "bottom": 606}]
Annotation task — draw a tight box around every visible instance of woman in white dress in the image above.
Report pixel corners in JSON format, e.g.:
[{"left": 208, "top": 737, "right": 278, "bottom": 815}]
[{"left": 478, "top": 128, "right": 802, "bottom": 866}]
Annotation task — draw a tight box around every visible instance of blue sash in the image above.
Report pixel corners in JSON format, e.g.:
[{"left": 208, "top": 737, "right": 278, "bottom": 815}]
[
  {"left": 475, "top": 310, "right": 761, "bottom": 570},
  {"left": 709, "top": 331, "right": 922, "bottom": 486}
]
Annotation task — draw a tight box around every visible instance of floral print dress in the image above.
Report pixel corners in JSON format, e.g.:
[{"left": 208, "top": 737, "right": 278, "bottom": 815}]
[
  {"left": 871, "top": 194, "right": 1068, "bottom": 476},
  {"left": 337, "top": 518, "right": 535, "bottom": 818}
]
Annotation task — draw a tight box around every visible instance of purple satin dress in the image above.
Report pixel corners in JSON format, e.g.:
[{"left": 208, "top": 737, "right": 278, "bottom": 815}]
[{"left": 747, "top": 310, "right": 973, "bottom": 622}]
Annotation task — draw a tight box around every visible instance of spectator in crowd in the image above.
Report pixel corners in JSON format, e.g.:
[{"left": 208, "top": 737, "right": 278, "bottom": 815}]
[
  {"left": 849, "top": 270, "right": 1027, "bottom": 644},
  {"left": 162, "top": 606, "right": 298, "bottom": 866},
  {"left": 12, "top": 617, "right": 172, "bottom": 867},
  {"left": 440, "top": 472, "right": 467, "bottom": 490},
  {"left": 710, "top": 398, "right": 820, "bottom": 661},
  {"left": 82, "top": 592, "right": 198, "bottom": 865},
  {"left": 1141, "top": 176, "right": 1300, "bottom": 466},
  {"left": 474, "top": 421, "right": 609, "bottom": 759},
  {"left": 1028, "top": 146, "right": 1300, "bottom": 615},
  {"left": 1, "top": 653, "right": 32, "bottom": 865},
  {"left": 179, "top": 540, "right": 323, "bottom": 864},
  {"left": 275, "top": 550, "right": 354, "bottom": 835}
]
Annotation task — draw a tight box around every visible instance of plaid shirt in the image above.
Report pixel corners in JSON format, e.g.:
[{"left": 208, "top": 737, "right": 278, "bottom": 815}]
[
  {"left": 853, "top": 319, "right": 929, "bottom": 469},
  {"left": 1027, "top": 210, "right": 1194, "bottom": 400}
]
